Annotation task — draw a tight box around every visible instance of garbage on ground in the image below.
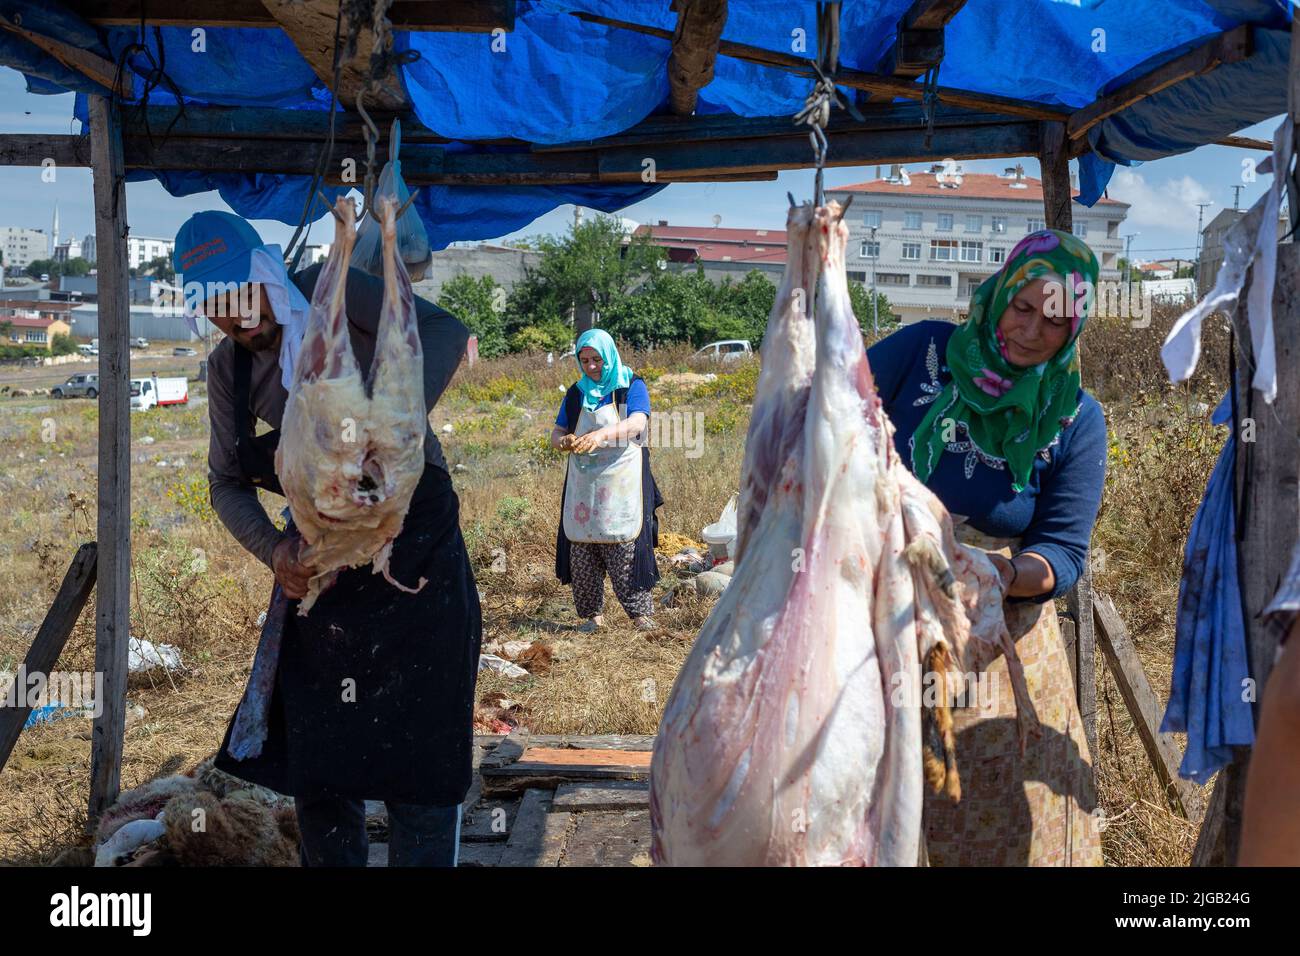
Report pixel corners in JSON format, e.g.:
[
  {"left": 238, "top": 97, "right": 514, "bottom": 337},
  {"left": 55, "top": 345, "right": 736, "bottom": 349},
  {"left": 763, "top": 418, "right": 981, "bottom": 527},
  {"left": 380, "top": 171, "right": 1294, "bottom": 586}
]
[
  {"left": 478, "top": 653, "right": 528, "bottom": 678},
  {"left": 695, "top": 570, "right": 731, "bottom": 596},
  {"left": 128, "top": 637, "right": 183, "bottom": 673},
  {"left": 701, "top": 493, "right": 738, "bottom": 562},
  {"left": 23, "top": 703, "right": 89, "bottom": 729},
  {"left": 484, "top": 638, "right": 534, "bottom": 660}
]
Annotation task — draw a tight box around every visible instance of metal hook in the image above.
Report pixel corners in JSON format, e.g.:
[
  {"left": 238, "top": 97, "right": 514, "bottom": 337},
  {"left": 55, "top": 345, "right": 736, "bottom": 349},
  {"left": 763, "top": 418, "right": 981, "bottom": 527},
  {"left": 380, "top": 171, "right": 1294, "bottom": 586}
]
[{"left": 355, "top": 91, "right": 381, "bottom": 223}]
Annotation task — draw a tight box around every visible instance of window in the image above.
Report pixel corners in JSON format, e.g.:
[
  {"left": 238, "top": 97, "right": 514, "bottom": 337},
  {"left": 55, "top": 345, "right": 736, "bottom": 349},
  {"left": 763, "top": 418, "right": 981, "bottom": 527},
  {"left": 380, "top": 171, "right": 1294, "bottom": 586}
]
[
  {"left": 990, "top": 246, "right": 1007, "bottom": 264},
  {"left": 863, "top": 210, "right": 882, "bottom": 229},
  {"left": 847, "top": 270, "right": 867, "bottom": 283},
  {"left": 859, "top": 241, "right": 880, "bottom": 259},
  {"left": 959, "top": 241, "right": 983, "bottom": 263},
  {"left": 964, "top": 279, "right": 983, "bottom": 296},
  {"left": 901, "top": 242, "right": 921, "bottom": 261},
  {"left": 1027, "top": 218, "right": 1046, "bottom": 233},
  {"left": 916, "top": 274, "right": 953, "bottom": 287},
  {"left": 992, "top": 216, "right": 1007, "bottom": 233},
  {"left": 24, "top": 330, "right": 46, "bottom": 343},
  {"left": 904, "top": 211, "right": 922, "bottom": 230},
  {"left": 937, "top": 213, "right": 954, "bottom": 231},
  {"left": 965, "top": 215, "right": 982, "bottom": 233},
  {"left": 1072, "top": 221, "right": 1089, "bottom": 238},
  {"left": 876, "top": 273, "right": 910, "bottom": 287},
  {"left": 929, "top": 239, "right": 958, "bottom": 261}
]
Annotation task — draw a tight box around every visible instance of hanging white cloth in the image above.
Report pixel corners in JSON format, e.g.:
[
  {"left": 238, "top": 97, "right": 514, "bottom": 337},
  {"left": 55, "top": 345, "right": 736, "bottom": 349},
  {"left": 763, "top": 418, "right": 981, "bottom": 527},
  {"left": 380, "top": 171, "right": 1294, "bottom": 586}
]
[
  {"left": 181, "top": 243, "right": 311, "bottom": 393},
  {"left": 1161, "top": 118, "right": 1294, "bottom": 404}
]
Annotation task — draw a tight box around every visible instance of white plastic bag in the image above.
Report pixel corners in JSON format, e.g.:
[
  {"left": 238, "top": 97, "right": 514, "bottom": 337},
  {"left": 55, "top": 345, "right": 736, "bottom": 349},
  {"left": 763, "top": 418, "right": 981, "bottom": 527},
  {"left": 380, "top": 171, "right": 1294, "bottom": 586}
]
[{"left": 352, "top": 119, "right": 433, "bottom": 281}]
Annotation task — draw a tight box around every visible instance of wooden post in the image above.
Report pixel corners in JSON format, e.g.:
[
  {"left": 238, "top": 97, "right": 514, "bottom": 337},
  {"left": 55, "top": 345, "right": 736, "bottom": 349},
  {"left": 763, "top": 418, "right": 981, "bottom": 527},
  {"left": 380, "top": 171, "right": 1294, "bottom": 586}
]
[
  {"left": 0, "top": 544, "right": 97, "bottom": 774},
  {"left": 1040, "top": 119, "right": 1098, "bottom": 759},
  {"left": 87, "top": 94, "right": 131, "bottom": 828},
  {"left": 1194, "top": 17, "right": 1300, "bottom": 868}
]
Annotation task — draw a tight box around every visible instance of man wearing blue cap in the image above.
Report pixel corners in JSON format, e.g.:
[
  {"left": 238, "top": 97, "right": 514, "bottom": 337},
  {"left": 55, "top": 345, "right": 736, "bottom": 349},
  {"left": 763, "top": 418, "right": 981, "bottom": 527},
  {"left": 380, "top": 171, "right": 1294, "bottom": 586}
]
[{"left": 175, "top": 209, "right": 480, "bottom": 867}]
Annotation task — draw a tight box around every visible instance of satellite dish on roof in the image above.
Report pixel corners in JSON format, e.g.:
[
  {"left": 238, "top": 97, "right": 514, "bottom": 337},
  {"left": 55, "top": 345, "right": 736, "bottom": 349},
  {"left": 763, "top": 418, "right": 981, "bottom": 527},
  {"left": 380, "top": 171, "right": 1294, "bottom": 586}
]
[{"left": 712, "top": 214, "right": 722, "bottom": 227}]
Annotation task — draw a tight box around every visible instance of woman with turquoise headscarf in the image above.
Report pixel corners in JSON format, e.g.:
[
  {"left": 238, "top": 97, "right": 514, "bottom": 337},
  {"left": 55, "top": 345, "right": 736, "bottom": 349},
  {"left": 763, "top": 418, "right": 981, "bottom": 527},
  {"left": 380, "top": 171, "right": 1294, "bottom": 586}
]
[
  {"left": 550, "top": 329, "right": 662, "bottom": 632},
  {"left": 866, "top": 227, "right": 1107, "bottom": 867}
]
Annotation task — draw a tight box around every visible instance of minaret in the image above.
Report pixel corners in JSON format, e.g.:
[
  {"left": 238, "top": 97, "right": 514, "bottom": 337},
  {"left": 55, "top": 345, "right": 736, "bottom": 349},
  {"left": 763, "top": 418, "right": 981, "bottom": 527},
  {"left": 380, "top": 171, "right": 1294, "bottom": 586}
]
[{"left": 51, "top": 201, "right": 59, "bottom": 257}]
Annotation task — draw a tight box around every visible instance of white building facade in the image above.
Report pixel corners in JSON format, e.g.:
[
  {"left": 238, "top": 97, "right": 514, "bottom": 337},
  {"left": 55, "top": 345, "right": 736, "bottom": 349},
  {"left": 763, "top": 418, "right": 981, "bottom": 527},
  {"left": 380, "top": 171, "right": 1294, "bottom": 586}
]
[
  {"left": 828, "top": 165, "right": 1129, "bottom": 325},
  {"left": 0, "top": 226, "right": 49, "bottom": 270},
  {"left": 81, "top": 234, "right": 176, "bottom": 271}
]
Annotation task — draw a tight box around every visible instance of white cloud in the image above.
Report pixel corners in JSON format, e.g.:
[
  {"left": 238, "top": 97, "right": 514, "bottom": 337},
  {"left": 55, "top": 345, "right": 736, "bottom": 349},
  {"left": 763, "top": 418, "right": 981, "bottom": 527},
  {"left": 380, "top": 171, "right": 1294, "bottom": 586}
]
[{"left": 1107, "top": 168, "right": 1213, "bottom": 233}]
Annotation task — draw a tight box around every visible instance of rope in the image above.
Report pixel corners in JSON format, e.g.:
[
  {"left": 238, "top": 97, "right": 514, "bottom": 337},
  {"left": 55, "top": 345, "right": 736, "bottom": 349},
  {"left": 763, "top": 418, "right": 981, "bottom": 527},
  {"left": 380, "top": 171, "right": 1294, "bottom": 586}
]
[{"left": 921, "top": 64, "right": 941, "bottom": 150}]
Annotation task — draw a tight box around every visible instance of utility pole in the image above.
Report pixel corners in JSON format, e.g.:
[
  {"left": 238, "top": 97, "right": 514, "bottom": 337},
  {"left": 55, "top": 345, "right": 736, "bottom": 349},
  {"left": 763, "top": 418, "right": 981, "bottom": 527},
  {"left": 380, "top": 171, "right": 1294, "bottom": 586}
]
[
  {"left": 1123, "top": 232, "right": 1139, "bottom": 295},
  {"left": 869, "top": 225, "right": 879, "bottom": 337},
  {"left": 1193, "top": 200, "right": 1214, "bottom": 289},
  {"left": 1231, "top": 185, "right": 1244, "bottom": 210}
]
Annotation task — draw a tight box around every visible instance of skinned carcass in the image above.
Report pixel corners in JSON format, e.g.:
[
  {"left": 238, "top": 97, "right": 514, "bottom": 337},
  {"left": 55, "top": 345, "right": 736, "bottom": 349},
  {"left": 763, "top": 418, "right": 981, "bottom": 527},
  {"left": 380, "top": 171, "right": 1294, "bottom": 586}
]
[
  {"left": 276, "top": 196, "right": 428, "bottom": 614},
  {"left": 650, "top": 202, "right": 1036, "bottom": 866}
]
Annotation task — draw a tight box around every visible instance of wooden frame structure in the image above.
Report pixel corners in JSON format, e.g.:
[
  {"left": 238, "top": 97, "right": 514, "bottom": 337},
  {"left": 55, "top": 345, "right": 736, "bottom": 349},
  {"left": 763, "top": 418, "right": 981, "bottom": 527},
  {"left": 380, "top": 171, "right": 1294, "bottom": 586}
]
[{"left": 0, "top": 0, "right": 1291, "bottom": 862}]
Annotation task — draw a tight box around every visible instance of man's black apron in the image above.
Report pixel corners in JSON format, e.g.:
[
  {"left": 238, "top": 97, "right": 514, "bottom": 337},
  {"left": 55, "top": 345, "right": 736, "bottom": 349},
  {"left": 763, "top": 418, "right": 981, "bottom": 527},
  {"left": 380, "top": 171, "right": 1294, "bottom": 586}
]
[
  {"left": 214, "top": 345, "right": 482, "bottom": 806},
  {"left": 554, "top": 377, "right": 663, "bottom": 590}
]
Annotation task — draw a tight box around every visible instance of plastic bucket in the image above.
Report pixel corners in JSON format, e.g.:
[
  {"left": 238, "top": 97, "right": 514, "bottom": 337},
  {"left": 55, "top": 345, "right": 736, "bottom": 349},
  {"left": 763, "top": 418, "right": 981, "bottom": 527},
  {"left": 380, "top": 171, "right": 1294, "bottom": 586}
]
[{"left": 701, "top": 521, "right": 735, "bottom": 562}]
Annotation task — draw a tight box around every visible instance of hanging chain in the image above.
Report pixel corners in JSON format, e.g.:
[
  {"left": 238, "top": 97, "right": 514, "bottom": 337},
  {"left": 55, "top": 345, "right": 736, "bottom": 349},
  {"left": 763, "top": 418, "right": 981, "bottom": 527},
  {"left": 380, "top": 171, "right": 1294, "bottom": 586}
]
[
  {"left": 921, "top": 64, "right": 941, "bottom": 150},
  {"left": 792, "top": 2, "right": 856, "bottom": 207}
]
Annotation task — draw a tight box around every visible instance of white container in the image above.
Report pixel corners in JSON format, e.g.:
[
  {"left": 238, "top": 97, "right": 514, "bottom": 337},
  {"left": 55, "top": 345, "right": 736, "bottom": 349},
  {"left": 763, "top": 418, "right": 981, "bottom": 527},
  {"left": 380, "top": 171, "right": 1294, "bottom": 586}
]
[{"left": 700, "top": 522, "right": 735, "bottom": 562}]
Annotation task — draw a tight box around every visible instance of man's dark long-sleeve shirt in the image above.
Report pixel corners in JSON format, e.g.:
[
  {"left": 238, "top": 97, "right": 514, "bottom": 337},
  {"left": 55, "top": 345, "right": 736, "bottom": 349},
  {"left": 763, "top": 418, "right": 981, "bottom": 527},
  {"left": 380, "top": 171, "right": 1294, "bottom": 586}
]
[{"left": 206, "top": 262, "right": 469, "bottom": 568}]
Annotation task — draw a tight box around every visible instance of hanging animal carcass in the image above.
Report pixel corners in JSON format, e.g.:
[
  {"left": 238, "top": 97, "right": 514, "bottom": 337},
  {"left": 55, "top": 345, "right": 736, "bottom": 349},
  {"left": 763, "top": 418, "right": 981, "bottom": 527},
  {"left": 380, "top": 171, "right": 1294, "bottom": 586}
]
[
  {"left": 276, "top": 196, "right": 428, "bottom": 614},
  {"left": 650, "top": 202, "right": 1037, "bottom": 866}
]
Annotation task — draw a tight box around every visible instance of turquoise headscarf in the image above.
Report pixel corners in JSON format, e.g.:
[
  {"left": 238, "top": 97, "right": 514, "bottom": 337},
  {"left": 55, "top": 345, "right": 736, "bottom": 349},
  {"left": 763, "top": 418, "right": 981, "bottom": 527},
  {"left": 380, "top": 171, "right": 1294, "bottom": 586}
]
[{"left": 574, "top": 328, "right": 633, "bottom": 411}]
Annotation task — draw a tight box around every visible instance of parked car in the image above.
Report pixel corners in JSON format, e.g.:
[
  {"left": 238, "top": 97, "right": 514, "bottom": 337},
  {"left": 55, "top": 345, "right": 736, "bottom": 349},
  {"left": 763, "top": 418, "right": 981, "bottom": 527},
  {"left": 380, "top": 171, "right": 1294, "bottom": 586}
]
[
  {"left": 77, "top": 344, "right": 99, "bottom": 356},
  {"left": 694, "top": 339, "right": 753, "bottom": 362},
  {"left": 131, "top": 337, "right": 150, "bottom": 349},
  {"left": 172, "top": 347, "right": 197, "bottom": 357},
  {"left": 51, "top": 373, "right": 99, "bottom": 399}
]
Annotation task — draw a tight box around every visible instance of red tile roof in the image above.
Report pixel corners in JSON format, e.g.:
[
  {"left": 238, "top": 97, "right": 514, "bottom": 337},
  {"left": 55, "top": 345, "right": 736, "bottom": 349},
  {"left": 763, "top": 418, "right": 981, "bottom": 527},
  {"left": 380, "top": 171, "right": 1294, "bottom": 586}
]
[
  {"left": 634, "top": 223, "right": 789, "bottom": 264},
  {"left": 830, "top": 171, "right": 1128, "bottom": 207},
  {"left": 1, "top": 314, "right": 63, "bottom": 329}
]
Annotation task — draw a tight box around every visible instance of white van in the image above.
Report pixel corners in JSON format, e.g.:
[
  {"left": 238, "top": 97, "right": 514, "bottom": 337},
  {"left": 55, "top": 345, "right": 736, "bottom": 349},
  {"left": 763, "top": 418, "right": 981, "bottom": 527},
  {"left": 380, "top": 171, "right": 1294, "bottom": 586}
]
[{"left": 130, "top": 374, "right": 188, "bottom": 411}]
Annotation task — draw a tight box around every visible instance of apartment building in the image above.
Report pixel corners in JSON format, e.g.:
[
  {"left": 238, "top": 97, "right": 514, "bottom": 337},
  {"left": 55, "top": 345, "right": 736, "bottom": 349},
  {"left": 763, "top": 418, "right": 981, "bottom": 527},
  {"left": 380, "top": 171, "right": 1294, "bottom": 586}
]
[
  {"left": 81, "top": 234, "right": 175, "bottom": 270},
  {"left": 1198, "top": 206, "right": 1290, "bottom": 296},
  {"left": 827, "top": 164, "right": 1129, "bottom": 325},
  {"left": 0, "top": 226, "right": 49, "bottom": 270}
]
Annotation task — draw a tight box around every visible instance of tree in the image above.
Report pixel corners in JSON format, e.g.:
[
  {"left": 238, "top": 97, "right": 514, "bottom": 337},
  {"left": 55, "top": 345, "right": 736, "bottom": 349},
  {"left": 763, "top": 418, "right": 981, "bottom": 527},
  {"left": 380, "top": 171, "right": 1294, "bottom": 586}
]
[
  {"left": 846, "top": 282, "right": 900, "bottom": 340},
  {"left": 508, "top": 214, "right": 664, "bottom": 335},
  {"left": 141, "top": 255, "right": 175, "bottom": 280},
  {"left": 436, "top": 273, "right": 509, "bottom": 358},
  {"left": 62, "top": 257, "right": 91, "bottom": 277},
  {"left": 26, "top": 258, "right": 55, "bottom": 279},
  {"left": 51, "top": 332, "right": 77, "bottom": 356}
]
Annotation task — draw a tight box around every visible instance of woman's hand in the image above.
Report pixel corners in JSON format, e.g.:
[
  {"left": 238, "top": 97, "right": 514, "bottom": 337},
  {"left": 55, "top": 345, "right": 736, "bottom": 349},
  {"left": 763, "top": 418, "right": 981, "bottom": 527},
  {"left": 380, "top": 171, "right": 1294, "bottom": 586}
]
[
  {"left": 272, "top": 531, "right": 315, "bottom": 600},
  {"left": 989, "top": 553, "right": 1016, "bottom": 592},
  {"left": 987, "top": 551, "right": 1056, "bottom": 599},
  {"left": 557, "top": 433, "right": 577, "bottom": 452},
  {"left": 570, "top": 429, "right": 608, "bottom": 454}
]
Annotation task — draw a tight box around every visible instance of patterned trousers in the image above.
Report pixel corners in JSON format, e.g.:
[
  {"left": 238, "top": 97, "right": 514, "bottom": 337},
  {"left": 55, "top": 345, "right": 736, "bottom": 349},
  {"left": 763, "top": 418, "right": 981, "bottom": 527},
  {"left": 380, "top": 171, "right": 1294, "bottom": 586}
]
[{"left": 569, "top": 540, "right": 654, "bottom": 620}]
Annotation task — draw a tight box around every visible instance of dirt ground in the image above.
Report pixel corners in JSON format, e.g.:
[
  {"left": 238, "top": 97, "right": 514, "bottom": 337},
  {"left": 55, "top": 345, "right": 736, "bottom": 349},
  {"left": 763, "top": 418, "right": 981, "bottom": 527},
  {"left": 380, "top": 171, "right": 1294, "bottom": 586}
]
[{"left": 0, "top": 313, "right": 1228, "bottom": 866}]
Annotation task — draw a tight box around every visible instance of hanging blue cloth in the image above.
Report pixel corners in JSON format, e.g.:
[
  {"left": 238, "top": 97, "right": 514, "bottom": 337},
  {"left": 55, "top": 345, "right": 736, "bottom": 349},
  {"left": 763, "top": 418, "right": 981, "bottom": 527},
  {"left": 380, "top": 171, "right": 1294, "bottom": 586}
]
[{"left": 1160, "top": 391, "right": 1256, "bottom": 781}]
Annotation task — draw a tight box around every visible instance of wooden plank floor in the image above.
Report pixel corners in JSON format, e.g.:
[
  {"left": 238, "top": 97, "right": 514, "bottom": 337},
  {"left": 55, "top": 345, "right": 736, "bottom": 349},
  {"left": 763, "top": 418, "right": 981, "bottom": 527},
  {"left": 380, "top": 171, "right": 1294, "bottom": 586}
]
[{"left": 368, "top": 735, "right": 654, "bottom": 867}]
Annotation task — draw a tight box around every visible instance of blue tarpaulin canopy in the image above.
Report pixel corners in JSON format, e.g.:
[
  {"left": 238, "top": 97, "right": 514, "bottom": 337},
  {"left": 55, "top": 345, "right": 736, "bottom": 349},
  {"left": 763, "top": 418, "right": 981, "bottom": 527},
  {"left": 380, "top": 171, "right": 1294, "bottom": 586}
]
[{"left": 0, "top": 0, "right": 1293, "bottom": 246}]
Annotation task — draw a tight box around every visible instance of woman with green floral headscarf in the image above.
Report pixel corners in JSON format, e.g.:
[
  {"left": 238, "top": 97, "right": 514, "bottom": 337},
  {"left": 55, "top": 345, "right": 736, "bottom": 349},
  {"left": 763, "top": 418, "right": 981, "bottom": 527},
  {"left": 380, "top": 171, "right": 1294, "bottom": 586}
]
[{"left": 866, "top": 226, "right": 1107, "bottom": 867}]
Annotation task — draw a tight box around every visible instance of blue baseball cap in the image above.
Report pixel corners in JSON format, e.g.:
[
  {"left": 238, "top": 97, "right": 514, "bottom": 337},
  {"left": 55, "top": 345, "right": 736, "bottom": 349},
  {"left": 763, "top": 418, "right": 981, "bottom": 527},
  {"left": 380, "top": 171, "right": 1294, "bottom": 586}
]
[{"left": 173, "top": 211, "right": 264, "bottom": 301}]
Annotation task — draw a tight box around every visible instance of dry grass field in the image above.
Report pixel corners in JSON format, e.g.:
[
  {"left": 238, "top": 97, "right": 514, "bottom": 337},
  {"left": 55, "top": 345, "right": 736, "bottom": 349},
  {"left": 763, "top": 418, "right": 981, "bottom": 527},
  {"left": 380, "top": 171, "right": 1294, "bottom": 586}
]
[{"left": 0, "top": 309, "right": 1230, "bottom": 865}]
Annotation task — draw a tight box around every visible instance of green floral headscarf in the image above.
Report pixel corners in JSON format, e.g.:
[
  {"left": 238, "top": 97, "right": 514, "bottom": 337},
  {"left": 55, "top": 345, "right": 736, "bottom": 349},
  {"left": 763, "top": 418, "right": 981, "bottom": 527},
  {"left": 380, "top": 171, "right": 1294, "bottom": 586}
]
[{"left": 911, "top": 228, "right": 1099, "bottom": 493}]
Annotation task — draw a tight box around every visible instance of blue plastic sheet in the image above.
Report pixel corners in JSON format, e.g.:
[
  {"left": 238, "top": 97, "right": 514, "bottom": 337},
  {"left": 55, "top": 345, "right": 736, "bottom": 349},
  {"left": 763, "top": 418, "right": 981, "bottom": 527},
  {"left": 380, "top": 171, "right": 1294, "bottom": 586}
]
[
  {"left": 1160, "top": 392, "right": 1256, "bottom": 781},
  {"left": 5, "top": 0, "right": 1297, "bottom": 240}
]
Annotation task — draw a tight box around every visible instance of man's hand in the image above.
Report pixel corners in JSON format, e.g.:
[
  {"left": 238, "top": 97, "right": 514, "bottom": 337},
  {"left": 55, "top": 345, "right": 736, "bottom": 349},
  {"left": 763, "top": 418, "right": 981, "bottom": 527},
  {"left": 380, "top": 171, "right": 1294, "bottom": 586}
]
[{"left": 272, "top": 532, "right": 315, "bottom": 600}]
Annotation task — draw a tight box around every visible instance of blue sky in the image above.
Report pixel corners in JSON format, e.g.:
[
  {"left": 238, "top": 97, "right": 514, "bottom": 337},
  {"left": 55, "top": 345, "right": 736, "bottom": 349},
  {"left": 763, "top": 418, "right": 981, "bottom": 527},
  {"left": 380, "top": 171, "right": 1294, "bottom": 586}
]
[{"left": 0, "top": 67, "right": 1282, "bottom": 265}]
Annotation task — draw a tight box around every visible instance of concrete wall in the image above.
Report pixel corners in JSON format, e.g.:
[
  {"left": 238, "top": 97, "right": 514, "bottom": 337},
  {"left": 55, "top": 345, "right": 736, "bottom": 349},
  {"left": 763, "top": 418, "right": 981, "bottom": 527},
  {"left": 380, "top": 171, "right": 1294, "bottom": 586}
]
[{"left": 410, "top": 246, "right": 543, "bottom": 301}]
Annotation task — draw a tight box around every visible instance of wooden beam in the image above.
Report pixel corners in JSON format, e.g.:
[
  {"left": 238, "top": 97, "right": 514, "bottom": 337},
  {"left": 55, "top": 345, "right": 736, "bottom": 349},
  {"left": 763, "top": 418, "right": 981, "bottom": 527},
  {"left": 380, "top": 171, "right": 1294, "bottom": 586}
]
[
  {"left": 87, "top": 96, "right": 131, "bottom": 831},
  {"left": 1068, "top": 25, "right": 1253, "bottom": 141},
  {"left": 668, "top": 0, "right": 727, "bottom": 116},
  {"left": 1039, "top": 120, "right": 1072, "bottom": 233},
  {"left": 0, "top": 544, "right": 97, "bottom": 776},
  {"left": 868, "top": 0, "right": 967, "bottom": 102},
  {"left": 0, "top": 14, "right": 128, "bottom": 98},
  {"left": 1215, "top": 134, "right": 1273, "bottom": 151},
  {"left": 261, "top": 0, "right": 407, "bottom": 112},
  {"left": 1066, "top": 565, "right": 1097, "bottom": 766},
  {"left": 0, "top": 133, "right": 91, "bottom": 167},
  {"left": 1093, "top": 593, "right": 1204, "bottom": 820},
  {"left": 64, "top": 0, "right": 515, "bottom": 30},
  {"left": 573, "top": 11, "right": 1070, "bottom": 122}
]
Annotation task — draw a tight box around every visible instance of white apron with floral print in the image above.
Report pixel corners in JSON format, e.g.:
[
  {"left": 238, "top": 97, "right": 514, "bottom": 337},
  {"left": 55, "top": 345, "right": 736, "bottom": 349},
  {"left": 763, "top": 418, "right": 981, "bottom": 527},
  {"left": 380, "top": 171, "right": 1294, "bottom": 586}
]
[{"left": 563, "top": 399, "right": 644, "bottom": 544}]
